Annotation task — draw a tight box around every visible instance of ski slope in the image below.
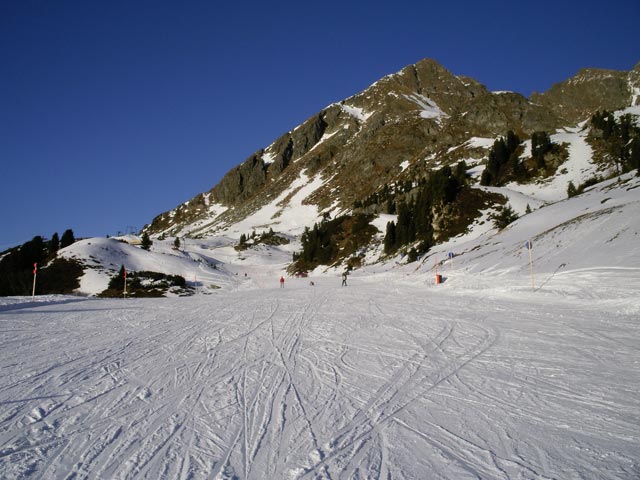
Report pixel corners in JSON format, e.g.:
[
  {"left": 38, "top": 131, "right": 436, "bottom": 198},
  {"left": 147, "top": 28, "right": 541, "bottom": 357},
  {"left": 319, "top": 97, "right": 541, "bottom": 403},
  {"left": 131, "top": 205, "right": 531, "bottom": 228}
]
[
  {"left": 2, "top": 171, "right": 640, "bottom": 478},
  {"left": 1, "top": 264, "right": 639, "bottom": 479}
]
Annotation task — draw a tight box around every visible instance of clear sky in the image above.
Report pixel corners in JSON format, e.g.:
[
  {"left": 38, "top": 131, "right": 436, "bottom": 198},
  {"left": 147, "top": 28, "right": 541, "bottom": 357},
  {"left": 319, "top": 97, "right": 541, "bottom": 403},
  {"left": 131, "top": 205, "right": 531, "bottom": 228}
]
[{"left": 1, "top": 0, "right": 638, "bottom": 248}]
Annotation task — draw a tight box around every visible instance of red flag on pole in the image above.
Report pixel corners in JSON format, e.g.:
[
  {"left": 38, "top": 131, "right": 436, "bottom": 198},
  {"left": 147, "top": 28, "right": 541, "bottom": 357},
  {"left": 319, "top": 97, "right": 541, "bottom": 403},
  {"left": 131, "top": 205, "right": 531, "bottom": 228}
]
[
  {"left": 123, "top": 267, "right": 127, "bottom": 279},
  {"left": 33, "top": 262, "right": 37, "bottom": 274}
]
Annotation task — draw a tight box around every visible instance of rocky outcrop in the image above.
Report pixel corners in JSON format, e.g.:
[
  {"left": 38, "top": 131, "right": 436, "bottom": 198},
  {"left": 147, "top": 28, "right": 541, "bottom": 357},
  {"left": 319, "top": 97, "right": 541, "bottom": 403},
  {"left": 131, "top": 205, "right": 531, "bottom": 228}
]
[
  {"left": 210, "top": 153, "right": 266, "bottom": 205},
  {"left": 531, "top": 67, "right": 634, "bottom": 124},
  {"left": 457, "top": 92, "right": 562, "bottom": 137},
  {"left": 209, "top": 111, "right": 330, "bottom": 206}
]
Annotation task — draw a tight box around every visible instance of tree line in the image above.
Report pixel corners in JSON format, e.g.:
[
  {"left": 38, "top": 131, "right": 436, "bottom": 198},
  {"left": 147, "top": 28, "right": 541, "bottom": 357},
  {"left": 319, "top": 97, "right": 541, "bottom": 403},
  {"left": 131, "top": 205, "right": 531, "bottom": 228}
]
[
  {"left": 0, "top": 229, "right": 79, "bottom": 296},
  {"left": 591, "top": 110, "right": 640, "bottom": 174},
  {"left": 383, "top": 163, "right": 468, "bottom": 261},
  {"left": 292, "top": 214, "right": 377, "bottom": 271}
]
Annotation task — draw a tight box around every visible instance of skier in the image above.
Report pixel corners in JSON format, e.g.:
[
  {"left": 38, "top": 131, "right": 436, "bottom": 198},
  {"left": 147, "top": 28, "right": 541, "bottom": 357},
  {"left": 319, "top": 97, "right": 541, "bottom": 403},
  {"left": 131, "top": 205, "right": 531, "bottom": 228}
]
[
  {"left": 280, "top": 276, "right": 285, "bottom": 288},
  {"left": 341, "top": 271, "right": 348, "bottom": 286}
]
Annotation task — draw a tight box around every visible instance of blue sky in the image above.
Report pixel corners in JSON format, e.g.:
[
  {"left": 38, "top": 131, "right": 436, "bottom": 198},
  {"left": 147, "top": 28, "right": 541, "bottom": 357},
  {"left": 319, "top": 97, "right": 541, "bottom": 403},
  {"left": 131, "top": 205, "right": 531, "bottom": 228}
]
[{"left": 1, "top": 0, "right": 638, "bottom": 248}]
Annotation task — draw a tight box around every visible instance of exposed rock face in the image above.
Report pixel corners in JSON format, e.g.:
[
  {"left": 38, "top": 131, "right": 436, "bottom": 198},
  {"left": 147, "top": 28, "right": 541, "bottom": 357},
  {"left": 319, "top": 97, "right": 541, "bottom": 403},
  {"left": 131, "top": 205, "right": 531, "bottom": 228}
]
[
  {"left": 213, "top": 154, "right": 266, "bottom": 204},
  {"left": 208, "top": 111, "right": 330, "bottom": 206},
  {"left": 144, "top": 58, "right": 639, "bottom": 238},
  {"left": 531, "top": 67, "right": 638, "bottom": 124},
  {"left": 627, "top": 62, "right": 640, "bottom": 106}
]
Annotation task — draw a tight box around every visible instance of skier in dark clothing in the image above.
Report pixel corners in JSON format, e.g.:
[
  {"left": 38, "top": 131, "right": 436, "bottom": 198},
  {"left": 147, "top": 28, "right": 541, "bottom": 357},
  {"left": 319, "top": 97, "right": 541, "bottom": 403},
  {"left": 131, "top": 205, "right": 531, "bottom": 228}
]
[{"left": 341, "top": 272, "right": 348, "bottom": 286}]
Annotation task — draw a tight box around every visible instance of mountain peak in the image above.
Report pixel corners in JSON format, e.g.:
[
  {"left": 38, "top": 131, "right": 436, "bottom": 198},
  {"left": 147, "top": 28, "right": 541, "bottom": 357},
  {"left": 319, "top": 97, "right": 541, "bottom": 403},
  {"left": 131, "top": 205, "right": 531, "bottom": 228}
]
[{"left": 144, "top": 60, "right": 640, "bottom": 242}]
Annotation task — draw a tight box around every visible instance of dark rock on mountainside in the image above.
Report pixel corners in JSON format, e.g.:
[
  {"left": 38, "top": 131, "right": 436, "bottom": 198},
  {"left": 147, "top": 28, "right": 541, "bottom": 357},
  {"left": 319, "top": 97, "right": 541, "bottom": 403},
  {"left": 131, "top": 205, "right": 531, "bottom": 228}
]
[{"left": 530, "top": 63, "right": 640, "bottom": 124}]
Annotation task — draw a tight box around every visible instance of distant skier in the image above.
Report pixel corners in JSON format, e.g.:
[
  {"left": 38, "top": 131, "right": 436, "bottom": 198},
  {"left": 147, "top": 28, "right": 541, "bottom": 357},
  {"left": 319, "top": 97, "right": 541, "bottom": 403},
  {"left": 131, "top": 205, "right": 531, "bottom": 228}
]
[
  {"left": 341, "top": 272, "right": 348, "bottom": 286},
  {"left": 280, "top": 276, "right": 285, "bottom": 288}
]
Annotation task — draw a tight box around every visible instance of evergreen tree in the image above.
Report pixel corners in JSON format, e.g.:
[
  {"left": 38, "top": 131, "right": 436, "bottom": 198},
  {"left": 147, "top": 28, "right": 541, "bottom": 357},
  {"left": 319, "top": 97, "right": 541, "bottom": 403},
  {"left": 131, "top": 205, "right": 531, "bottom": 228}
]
[
  {"left": 480, "top": 169, "right": 493, "bottom": 186},
  {"left": 630, "top": 137, "right": 640, "bottom": 172},
  {"left": 608, "top": 134, "right": 625, "bottom": 174},
  {"left": 511, "top": 154, "right": 527, "bottom": 180},
  {"left": 491, "top": 204, "right": 519, "bottom": 230},
  {"left": 531, "top": 131, "right": 549, "bottom": 157},
  {"left": 602, "top": 111, "right": 615, "bottom": 139},
  {"left": 531, "top": 131, "right": 552, "bottom": 169},
  {"left": 37, "top": 258, "right": 83, "bottom": 294},
  {"left": 395, "top": 202, "right": 411, "bottom": 246},
  {"left": 591, "top": 111, "right": 640, "bottom": 173},
  {"left": 481, "top": 133, "right": 521, "bottom": 186},
  {"left": 22, "top": 236, "right": 47, "bottom": 269},
  {"left": 567, "top": 181, "right": 578, "bottom": 198},
  {"left": 50, "top": 232, "right": 60, "bottom": 253},
  {"left": 384, "top": 221, "right": 396, "bottom": 254},
  {"left": 486, "top": 149, "right": 501, "bottom": 181},
  {"left": 454, "top": 160, "right": 468, "bottom": 184},
  {"left": 618, "top": 114, "right": 633, "bottom": 144},
  {"left": 108, "top": 265, "right": 126, "bottom": 290},
  {"left": 591, "top": 111, "right": 615, "bottom": 138},
  {"left": 141, "top": 232, "right": 152, "bottom": 251},
  {"left": 386, "top": 199, "right": 396, "bottom": 215},
  {"left": 493, "top": 138, "right": 509, "bottom": 166},
  {"left": 60, "top": 229, "right": 75, "bottom": 249},
  {"left": 417, "top": 237, "right": 433, "bottom": 256},
  {"left": 506, "top": 130, "right": 520, "bottom": 154},
  {"left": 0, "top": 236, "right": 44, "bottom": 295}
]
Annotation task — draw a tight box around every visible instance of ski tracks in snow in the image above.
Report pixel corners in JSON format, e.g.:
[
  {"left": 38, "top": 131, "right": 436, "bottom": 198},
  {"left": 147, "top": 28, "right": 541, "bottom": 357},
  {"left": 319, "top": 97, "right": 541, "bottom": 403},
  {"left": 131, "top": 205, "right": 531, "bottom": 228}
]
[
  {"left": 1, "top": 284, "right": 638, "bottom": 479},
  {"left": 297, "top": 292, "right": 500, "bottom": 479}
]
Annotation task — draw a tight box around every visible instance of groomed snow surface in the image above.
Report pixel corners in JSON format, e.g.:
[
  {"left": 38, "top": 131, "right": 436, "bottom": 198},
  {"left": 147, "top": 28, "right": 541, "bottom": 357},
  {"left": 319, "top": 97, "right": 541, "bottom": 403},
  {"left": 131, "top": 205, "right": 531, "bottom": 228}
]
[
  {"left": 1, "top": 269, "right": 638, "bottom": 479},
  {"left": 1, "top": 175, "right": 640, "bottom": 478}
]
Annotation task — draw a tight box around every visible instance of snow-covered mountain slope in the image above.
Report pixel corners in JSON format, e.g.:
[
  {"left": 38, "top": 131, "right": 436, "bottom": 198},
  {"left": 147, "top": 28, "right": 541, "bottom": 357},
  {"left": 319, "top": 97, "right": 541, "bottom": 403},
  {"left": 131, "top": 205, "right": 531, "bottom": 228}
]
[
  {"left": 143, "top": 60, "right": 640, "bottom": 241},
  {"left": 57, "top": 162, "right": 640, "bottom": 303},
  {"left": 58, "top": 234, "right": 300, "bottom": 295},
  {"left": 39, "top": 68, "right": 640, "bottom": 297},
  {"left": 145, "top": 114, "right": 637, "bottom": 271},
  {"left": 416, "top": 172, "right": 640, "bottom": 293},
  {"left": 3, "top": 169, "right": 639, "bottom": 479}
]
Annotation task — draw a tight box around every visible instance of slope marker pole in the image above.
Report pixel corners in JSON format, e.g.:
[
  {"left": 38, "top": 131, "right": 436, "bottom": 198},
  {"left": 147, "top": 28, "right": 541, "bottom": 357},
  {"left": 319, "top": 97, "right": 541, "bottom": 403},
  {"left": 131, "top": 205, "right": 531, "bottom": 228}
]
[
  {"left": 526, "top": 240, "right": 534, "bottom": 291},
  {"left": 32, "top": 263, "right": 37, "bottom": 300}
]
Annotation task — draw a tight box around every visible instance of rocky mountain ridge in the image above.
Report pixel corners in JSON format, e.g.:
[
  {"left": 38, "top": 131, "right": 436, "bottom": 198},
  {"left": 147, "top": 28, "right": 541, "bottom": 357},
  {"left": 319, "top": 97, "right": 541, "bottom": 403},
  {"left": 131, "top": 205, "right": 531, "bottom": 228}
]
[{"left": 144, "top": 59, "right": 640, "bottom": 245}]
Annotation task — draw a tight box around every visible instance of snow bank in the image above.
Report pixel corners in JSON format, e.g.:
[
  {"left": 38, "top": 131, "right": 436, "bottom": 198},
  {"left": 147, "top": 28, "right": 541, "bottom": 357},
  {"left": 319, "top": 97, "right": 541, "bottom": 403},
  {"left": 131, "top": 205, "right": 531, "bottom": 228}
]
[
  {"left": 404, "top": 93, "right": 449, "bottom": 123},
  {"left": 340, "top": 103, "right": 372, "bottom": 122}
]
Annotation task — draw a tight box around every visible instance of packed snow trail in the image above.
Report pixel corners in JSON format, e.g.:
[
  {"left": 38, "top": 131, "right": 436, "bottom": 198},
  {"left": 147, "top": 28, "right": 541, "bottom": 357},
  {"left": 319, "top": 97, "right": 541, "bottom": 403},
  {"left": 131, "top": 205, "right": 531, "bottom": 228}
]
[{"left": 0, "top": 276, "right": 638, "bottom": 479}]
